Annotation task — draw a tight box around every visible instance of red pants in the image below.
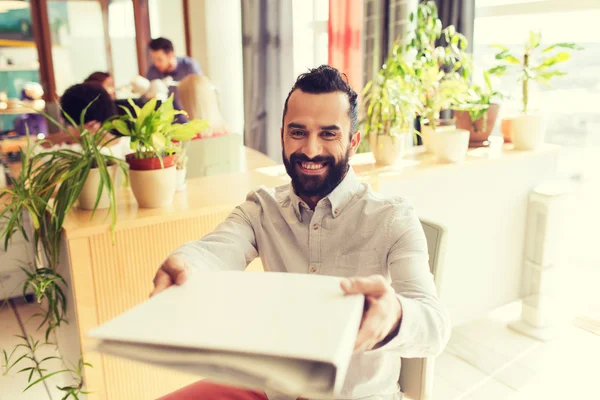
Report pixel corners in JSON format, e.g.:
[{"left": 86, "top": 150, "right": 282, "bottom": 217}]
[{"left": 157, "top": 380, "right": 268, "bottom": 400}]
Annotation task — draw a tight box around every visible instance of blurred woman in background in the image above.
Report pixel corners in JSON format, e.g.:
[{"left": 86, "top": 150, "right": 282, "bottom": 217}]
[
  {"left": 178, "top": 74, "right": 230, "bottom": 137},
  {"left": 84, "top": 71, "right": 115, "bottom": 99}
]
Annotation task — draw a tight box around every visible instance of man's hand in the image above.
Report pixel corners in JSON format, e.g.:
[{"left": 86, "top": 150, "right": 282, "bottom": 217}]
[
  {"left": 341, "top": 275, "right": 403, "bottom": 351},
  {"left": 150, "top": 255, "right": 191, "bottom": 297}
]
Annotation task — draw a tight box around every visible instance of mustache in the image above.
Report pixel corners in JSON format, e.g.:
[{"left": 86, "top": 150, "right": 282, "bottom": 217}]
[{"left": 289, "top": 152, "right": 334, "bottom": 164}]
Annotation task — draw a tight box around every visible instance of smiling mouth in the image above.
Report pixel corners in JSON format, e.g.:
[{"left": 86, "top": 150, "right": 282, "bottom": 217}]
[{"left": 297, "top": 161, "right": 328, "bottom": 175}]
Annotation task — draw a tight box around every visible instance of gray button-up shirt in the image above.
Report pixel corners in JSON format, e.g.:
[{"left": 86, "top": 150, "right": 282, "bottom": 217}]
[{"left": 171, "top": 167, "right": 451, "bottom": 399}]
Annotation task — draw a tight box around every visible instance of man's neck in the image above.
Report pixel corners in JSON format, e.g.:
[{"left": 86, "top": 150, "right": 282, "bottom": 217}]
[
  {"left": 299, "top": 195, "right": 322, "bottom": 210},
  {"left": 297, "top": 167, "right": 350, "bottom": 210}
]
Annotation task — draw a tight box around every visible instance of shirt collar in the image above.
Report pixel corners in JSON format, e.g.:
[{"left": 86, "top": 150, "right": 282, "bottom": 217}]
[{"left": 288, "top": 167, "right": 361, "bottom": 220}]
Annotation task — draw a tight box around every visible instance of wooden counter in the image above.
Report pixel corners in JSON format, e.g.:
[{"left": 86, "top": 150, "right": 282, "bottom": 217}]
[{"left": 54, "top": 143, "right": 559, "bottom": 399}]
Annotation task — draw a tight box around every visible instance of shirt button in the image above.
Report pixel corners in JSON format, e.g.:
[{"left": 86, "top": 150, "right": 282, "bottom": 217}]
[
  {"left": 313, "top": 224, "right": 319, "bottom": 230},
  {"left": 309, "top": 266, "right": 317, "bottom": 273},
  {"left": 334, "top": 209, "right": 339, "bottom": 215}
]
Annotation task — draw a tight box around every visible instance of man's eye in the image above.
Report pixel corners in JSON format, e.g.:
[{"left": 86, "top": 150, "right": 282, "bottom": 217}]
[
  {"left": 291, "top": 130, "right": 306, "bottom": 137},
  {"left": 322, "top": 131, "right": 336, "bottom": 137}
]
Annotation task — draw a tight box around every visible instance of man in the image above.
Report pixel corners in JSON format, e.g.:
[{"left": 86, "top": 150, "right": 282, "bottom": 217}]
[
  {"left": 153, "top": 65, "right": 451, "bottom": 400},
  {"left": 146, "top": 37, "right": 201, "bottom": 113}
]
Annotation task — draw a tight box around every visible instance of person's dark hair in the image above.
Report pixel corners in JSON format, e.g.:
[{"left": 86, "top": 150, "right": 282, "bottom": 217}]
[
  {"left": 84, "top": 71, "right": 110, "bottom": 85},
  {"left": 148, "top": 37, "right": 174, "bottom": 53},
  {"left": 281, "top": 65, "right": 358, "bottom": 134},
  {"left": 60, "top": 84, "right": 117, "bottom": 125}
]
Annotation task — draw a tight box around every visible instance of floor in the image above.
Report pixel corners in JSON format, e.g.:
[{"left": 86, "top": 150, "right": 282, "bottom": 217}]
[{"left": 1, "top": 145, "right": 599, "bottom": 400}]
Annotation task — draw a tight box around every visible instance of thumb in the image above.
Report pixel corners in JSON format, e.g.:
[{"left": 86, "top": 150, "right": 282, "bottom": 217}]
[{"left": 341, "top": 275, "right": 388, "bottom": 296}]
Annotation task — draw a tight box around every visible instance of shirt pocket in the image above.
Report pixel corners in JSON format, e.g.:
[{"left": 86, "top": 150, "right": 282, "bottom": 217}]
[{"left": 321, "top": 250, "right": 382, "bottom": 278}]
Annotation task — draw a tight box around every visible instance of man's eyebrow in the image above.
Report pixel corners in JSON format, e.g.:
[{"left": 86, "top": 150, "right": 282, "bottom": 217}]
[
  {"left": 320, "top": 125, "right": 341, "bottom": 131},
  {"left": 287, "top": 123, "right": 306, "bottom": 129}
]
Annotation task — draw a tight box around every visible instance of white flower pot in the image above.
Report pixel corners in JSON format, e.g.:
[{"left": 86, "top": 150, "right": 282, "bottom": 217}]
[
  {"left": 420, "top": 123, "right": 456, "bottom": 153},
  {"left": 176, "top": 167, "right": 187, "bottom": 192},
  {"left": 129, "top": 166, "right": 177, "bottom": 208},
  {"left": 510, "top": 113, "right": 546, "bottom": 150},
  {"left": 420, "top": 125, "right": 435, "bottom": 153},
  {"left": 432, "top": 129, "right": 470, "bottom": 163},
  {"left": 369, "top": 133, "right": 407, "bottom": 166},
  {"left": 78, "top": 164, "right": 118, "bottom": 210}
]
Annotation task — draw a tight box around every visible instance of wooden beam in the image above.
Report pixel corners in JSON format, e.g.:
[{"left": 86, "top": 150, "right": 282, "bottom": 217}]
[
  {"left": 30, "top": 0, "right": 57, "bottom": 102},
  {"left": 99, "top": 0, "right": 114, "bottom": 77},
  {"left": 133, "top": 0, "right": 152, "bottom": 76},
  {"left": 182, "top": 0, "right": 192, "bottom": 57}
]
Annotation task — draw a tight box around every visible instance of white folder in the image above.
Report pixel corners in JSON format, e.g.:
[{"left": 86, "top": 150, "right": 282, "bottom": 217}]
[{"left": 88, "top": 271, "right": 364, "bottom": 399}]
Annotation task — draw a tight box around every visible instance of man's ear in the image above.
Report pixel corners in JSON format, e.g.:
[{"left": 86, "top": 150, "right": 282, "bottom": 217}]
[
  {"left": 349, "top": 131, "right": 361, "bottom": 156},
  {"left": 280, "top": 127, "right": 284, "bottom": 147}
]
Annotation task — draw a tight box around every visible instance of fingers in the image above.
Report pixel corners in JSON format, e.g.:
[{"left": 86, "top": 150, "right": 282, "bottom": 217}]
[
  {"left": 161, "top": 258, "right": 190, "bottom": 285},
  {"left": 150, "top": 257, "right": 190, "bottom": 297},
  {"left": 354, "top": 298, "right": 387, "bottom": 351},
  {"left": 341, "top": 275, "right": 388, "bottom": 296},
  {"left": 150, "top": 269, "right": 172, "bottom": 297}
]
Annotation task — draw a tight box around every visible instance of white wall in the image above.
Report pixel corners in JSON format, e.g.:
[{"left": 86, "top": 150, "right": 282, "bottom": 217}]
[
  {"left": 187, "top": 0, "right": 245, "bottom": 135},
  {"left": 109, "top": 0, "right": 138, "bottom": 87},
  {"left": 51, "top": 2, "right": 108, "bottom": 94},
  {"left": 149, "top": 0, "right": 187, "bottom": 56}
]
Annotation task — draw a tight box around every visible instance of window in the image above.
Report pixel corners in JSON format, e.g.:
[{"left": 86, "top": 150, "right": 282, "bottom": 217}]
[
  {"left": 47, "top": 0, "right": 108, "bottom": 95},
  {"left": 292, "top": 0, "right": 329, "bottom": 79},
  {"left": 109, "top": 0, "right": 138, "bottom": 88},
  {"left": 474, "top": 0, "right": 600, "bottom": 179}
]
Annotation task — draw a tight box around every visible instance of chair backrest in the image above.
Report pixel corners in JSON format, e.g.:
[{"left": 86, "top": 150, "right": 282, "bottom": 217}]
[
  {"left": 185, "top": 134, "right": 242, "bottom": 178},
  {"left": 399, "top": 219, "right": 447, "bottom": 400}
]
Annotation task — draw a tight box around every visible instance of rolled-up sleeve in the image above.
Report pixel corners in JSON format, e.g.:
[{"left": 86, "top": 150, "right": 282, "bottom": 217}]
[
  {"left": 168, "top": 198, "right": 260, "bottom": 272},
  {"left": 374, "top": 201, "right": 451, "bottom": 357}
]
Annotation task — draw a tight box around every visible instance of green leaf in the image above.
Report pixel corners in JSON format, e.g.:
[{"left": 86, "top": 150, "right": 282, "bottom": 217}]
[
  {"left": 23, "top": 369, "right": 71, "bottom": 392},
  {"left": 491, "top": 44, "right": 508, "bottom": 52},
  {"left": 542, "top": 42, "right": 583, "bottom": 53},
  {"left": 527, "top": 31, "right": 541, "bottom": 50},
  {"left": 536, "top": 52, "right": 571, "bottom": 69},
  {"left": 151, "top": 133, "right": 167, "bottom": 152},
  {"left": 111, "top": 120, "right": 131, "bottom": 136},
  {"left": 136, "top": 98, "right": 157, "bottom": 129},
  {"left": 504, "top": 55, "right": 521, "bottom": 65},
  {"left": 483, "top": 71, "right": 492, "bottom": 92}
]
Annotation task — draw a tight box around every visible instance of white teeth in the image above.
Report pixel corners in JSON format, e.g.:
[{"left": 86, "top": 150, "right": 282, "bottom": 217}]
[{"left": 301, "top": 162, "right": 324, "bottom": 170}]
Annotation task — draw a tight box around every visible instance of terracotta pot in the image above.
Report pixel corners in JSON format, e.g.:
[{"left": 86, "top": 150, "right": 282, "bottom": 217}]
[
  {"left": 125, "top": 153, "right": 177, "bottom": 171},
  {"left": 500, "top": 118, "right": 513, "bottom": 143},
  {"left": 454, "top": 104, "right": 500, "bottom": 148}
]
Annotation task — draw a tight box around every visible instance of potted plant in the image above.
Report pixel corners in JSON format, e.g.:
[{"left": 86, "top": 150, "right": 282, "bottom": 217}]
[
  {"left": 493, "top": 31, "right": 582, "bottom": 150},
  {"left": 39, "top": 102, "right": 127, "bottom": 218},
  {"left": 105, "top": 96, "right": 207, "bottom": 208},
  {"left": 409, "top": 1, "right": 471, "bottom": 159},
  {"left": 0, "top": 131, "right": 121, "bottom": 398},
  {"left": 362, "top": 41, "right": 421, "bottom": 165},
  {"left": 454, "top": 69, "right": 505, "bottom": 147}
]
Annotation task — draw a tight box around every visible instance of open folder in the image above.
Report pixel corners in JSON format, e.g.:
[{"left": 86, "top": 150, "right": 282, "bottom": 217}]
[{"left": 88, "top": 271, "right": 365, "bottom": 399}]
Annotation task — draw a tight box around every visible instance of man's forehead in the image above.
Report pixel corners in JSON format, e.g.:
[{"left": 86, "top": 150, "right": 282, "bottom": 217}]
[{"left": 285, "top": 90, "right": 350, "bottom": 126}]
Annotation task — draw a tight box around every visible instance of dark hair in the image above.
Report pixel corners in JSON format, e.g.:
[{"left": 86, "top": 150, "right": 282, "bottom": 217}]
[
  {"left": 282, "top": 65, "right": 358, "bottom": 134},
  {"left": 84, "top": 71, "right": 110, "bottom": 85},
  {"left": 148, "top": 37, "right": 174, "bottom": 53},
  {"left": 60, "top": 84, "right": 117, "bottom": 125}
]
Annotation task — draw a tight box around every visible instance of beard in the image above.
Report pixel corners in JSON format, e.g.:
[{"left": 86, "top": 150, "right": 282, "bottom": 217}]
[{"left": 282, "top": 147, "right": 351, "bottom": 199}]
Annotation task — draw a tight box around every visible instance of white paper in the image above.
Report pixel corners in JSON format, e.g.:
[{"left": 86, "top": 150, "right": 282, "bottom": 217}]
[{"left": 88, "top": 271, "right": 364, "bottom": 398}]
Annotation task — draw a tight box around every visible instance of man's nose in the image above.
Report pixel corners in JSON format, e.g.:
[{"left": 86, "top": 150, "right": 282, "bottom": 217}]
[{"left": 301, "top": 134, "right": 322, "bottom": 159}]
